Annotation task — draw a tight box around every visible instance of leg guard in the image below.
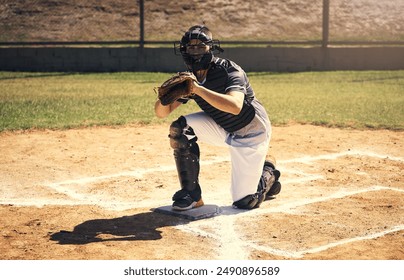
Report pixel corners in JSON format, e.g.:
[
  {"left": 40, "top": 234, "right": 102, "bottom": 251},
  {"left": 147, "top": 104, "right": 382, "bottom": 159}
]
[
  {"left": 169, "top": 116, "right": 201, "bottom": 201},
  {"left": 263, "top": 161, "right": 281, "bottom": 197}
]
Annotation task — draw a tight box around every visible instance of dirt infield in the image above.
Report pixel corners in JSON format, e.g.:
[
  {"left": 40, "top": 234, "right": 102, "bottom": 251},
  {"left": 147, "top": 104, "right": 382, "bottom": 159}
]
[{"left": 0, "top": 124, "right": 403, "bottom": 260}]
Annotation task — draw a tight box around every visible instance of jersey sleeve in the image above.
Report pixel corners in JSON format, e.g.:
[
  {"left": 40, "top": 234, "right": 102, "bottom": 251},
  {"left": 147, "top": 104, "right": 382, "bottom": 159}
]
[{"left": 225, "top": 64, "right": 248, "bottom": 94}]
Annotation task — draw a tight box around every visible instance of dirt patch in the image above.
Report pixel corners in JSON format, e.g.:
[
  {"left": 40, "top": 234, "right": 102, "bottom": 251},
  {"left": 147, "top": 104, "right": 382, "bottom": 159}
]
[{"left": 0, "top": 124, "right": 403, "bottom": 260}]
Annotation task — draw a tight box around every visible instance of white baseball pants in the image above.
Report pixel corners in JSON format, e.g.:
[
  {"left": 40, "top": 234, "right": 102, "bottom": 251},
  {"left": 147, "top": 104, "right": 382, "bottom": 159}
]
[{"left": 185, "top": 111, "right": 271, "bottom": 202}]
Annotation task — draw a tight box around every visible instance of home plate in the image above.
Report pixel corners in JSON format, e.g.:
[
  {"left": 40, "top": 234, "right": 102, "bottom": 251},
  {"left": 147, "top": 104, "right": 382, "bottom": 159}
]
[{"left": 154, "top": 204, "right": 221, "bottom": 221}]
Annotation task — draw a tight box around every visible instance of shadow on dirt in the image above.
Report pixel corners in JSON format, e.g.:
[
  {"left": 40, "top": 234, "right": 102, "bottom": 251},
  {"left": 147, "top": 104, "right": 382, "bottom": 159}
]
[
  {"left": 50, "top": 202, "right": 259, "bottom": 245},
  {"left": 50, "top": 211, "right": 189, "bottom": 245}
]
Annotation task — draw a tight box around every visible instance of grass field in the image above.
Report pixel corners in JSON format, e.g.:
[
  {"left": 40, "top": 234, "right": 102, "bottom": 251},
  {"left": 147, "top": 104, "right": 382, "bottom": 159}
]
[{"left": 0, "top": 71, "right": 403, "bottom": 131}]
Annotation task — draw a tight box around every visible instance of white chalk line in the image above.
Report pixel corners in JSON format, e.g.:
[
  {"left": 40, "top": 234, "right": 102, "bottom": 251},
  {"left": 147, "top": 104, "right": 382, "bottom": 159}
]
[
  {"left": 36, "top": 156, "right": 231, "bottom": 209},
  {"left": 1, "top": 150, "right": 403, "bottom": 259},
  {"left": 185, "top": 185, "right": 403, "bottom": 221},
  {"left": 281, "top": 149, "right": 404, "bottom": 164},
  {"left": 42, "top": 149, "right": 402, "bottom": 207},
  {"left": 0, "top": 197, "right": 156, "bottom": 211},
  {"left": 246, "top": 225, "right": 404, "bottom": 259},
  {"left": 0, "top": 171, "right": 325, "bottom": 210},
  {"left": 177, "top": 185, "right": 404, "bottom": 259},
  {"left": 41, "top": 149, "right": 403, "bottom": 189},
  {"left": 1, "top": 149, "right": 402, "bottom": 211},
  {"left": 0, "top": 163, "right": 320, "bottom": 210},
  {"left": 0, "top": 156, "right": 232, "bottom": 210},
  {"left": 46, "top": 156, "right": 230, "bottom": 187},
  {"left": 240, "top": 185, "right": 404, "bottom": 216},
  {"left": 13, "top": 149, "right": 399, "bottom": 195}
]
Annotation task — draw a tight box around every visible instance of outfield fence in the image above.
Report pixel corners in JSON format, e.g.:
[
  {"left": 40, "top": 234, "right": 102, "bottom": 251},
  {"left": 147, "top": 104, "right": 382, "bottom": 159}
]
[
  {"left": 1, "top": 0, "right": 403, "bottom": 47},
  {"left": 0, "top": 0, "right": 403, "bottom": 72}
]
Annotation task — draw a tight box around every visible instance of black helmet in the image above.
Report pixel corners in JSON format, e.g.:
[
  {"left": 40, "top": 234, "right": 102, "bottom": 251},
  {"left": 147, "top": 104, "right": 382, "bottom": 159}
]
[{"left": 174, "top": 25, "right": 223, "bottom": 71}]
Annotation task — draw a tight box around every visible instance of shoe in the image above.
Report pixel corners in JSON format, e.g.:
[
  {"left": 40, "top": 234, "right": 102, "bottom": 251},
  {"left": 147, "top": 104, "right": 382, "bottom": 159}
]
[
  {"left": 172, "top": 190, "right": 204, "bottom": 211},
  {"left": 267, "top": 181, "right": 281, "bottom": 197}
]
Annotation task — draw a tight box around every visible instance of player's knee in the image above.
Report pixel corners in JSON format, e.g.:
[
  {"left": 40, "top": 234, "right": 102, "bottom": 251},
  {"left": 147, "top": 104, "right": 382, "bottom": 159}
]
[
  {"left": 169, "top": 116, "right": 186, "bottom": 149},
  {"left": 169, "top": 116, "right": 187, "bottom": 138},
  {"left": 169, "top": 116, "right": 197, "bottom": 151}
]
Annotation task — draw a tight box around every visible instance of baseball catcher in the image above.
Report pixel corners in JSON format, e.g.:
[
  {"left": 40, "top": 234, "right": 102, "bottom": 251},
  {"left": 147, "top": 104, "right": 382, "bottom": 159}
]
[{"left": 154, "top": 25, "right": 281, "bottom": 211}]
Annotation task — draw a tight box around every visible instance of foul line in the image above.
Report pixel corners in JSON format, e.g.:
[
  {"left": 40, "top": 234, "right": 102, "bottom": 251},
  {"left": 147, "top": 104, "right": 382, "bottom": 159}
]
[
  {"left": 2, "top": 150, "right": 403, "bottom": 211},
  {"left": 217, "top": 185, "right": 404, "bottom": 217},
  {"left": 45, "top": 156, "right": 229, "bottom": 187},
  {"left": 41, "top": 156, "right": 230, "bottom": 208},
  {"left": 295, "top": 225, "right": 404, "bottom": 257},
  {"left": 248, "top": 225, "right": 404, "bottom": 259},
  {"left": 44, "top": 149, "right": 403, "bottom": 200},
  {"left": 178, "top": 185, "right": 404, "bottom": 259},
  {"left": 281, "top": 149, "right": 404, "bottom": 164}
]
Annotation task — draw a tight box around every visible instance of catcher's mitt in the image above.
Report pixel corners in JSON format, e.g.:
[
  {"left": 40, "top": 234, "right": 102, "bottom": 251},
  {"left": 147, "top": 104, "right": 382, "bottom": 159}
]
[{"left": 155, "top": 72, "right": 197, "bottom": 105}]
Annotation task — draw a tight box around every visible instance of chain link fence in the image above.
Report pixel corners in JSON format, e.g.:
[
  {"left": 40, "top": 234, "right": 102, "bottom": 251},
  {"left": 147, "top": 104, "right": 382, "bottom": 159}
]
[
  {"left": 0, "top": 0, "right": 139, "bottom": 43},
  {"left": 0, "top": 0, "right": 403, "bottom": 45}
]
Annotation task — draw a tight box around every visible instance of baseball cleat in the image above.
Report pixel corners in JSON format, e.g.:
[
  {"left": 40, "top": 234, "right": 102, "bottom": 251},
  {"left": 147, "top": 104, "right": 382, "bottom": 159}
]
[
  {"left": 172, "top": 194, "right": 204, "bottom": 211},
  {"left": 267, "top": 181, "right": 281, "bottom": 197}
]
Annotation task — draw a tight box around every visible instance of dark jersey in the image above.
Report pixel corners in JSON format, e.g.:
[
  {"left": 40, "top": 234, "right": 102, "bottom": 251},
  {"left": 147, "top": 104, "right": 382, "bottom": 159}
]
[{"left": 181, "top": 57, "right": 256, "bottom": 133}]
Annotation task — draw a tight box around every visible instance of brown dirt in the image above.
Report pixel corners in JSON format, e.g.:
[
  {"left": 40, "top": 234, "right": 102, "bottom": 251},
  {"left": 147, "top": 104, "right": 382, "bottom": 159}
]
[{"left": 1, "top": 124, "right": 403, "bottom": 260}]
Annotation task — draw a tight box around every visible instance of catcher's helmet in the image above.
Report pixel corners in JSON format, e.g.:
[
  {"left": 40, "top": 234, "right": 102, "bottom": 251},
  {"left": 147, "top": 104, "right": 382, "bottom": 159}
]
[{"left": 174, "top": 25, "right": 223, "bottom": 71}]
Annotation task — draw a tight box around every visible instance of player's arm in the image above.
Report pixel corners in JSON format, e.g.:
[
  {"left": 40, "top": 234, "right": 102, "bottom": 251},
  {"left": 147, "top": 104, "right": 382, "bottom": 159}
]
[
  {"left": 154, "top": 99, "right": 182, "bottom": 118},
  {"left": 192, "top": 82, "right": 244, "bottom": 115}
]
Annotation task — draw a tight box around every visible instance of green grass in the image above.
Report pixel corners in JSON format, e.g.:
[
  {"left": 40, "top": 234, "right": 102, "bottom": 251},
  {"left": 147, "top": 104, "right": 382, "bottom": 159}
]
[
  {"left": 250, "top": 71, "right": 404, "bottom": 130},
  {"left": 0, "top": 71, "right": 403, "bottom": 132}
]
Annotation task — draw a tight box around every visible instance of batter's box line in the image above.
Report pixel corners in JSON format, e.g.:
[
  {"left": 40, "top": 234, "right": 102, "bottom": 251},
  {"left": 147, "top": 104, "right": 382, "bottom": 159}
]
[
  {"left": 45, "top": 149, "right": 401, "bottom": 187},
  {"left": 44, "top": 149, "right": 402, "bottom": 191},
  {"left": 177, "top": 185, "right": 404, "bottom": 259},
  {"left": 0, "top": 197, "right": 170, "bottom": 211},
  {"left": 280, "top": 149, "right": 404, "bottom": 165},
  {"left": 248, "top": 225, "right": 404, "bottom": 259},
  {"left": 176, "top": 223, "right": 404, "bottom": 259},
  {"left": 206, "top": 185, "right": 404, "bottom": 218},
  {"left": 46, "top": 156, "right": 229, "bottom": 187},
  {"left": 27, "top": 150, "right": 400, "bottom": 210},
  {"left": 44, "top": 156, "right": 230, "bottom": 202}
]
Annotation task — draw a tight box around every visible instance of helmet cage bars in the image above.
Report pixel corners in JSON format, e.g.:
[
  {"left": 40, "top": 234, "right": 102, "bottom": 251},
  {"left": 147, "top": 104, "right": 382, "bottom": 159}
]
[
  {"left": 174, "top": 39, "right": 223, "bottom": 56},
  {"left": 174, "top": 26, "right": 223, "bottom": 56},
  {"left": 174, "top": 26, "right": 224, "bottom": 71}
]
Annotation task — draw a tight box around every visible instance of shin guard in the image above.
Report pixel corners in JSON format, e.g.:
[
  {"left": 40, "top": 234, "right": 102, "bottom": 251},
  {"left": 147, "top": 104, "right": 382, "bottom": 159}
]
[{"left": 169, "top": 116, "right": 201, "bottom": 201}]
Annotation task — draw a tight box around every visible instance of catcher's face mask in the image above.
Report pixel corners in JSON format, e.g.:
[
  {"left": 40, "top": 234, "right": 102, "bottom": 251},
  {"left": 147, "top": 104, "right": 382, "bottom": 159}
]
[
  {"left": 186, "top": 39, "right": 210, "bottom": 60},
  {"left": 174, "top": 25, "right": 223, "bottom": 71}
]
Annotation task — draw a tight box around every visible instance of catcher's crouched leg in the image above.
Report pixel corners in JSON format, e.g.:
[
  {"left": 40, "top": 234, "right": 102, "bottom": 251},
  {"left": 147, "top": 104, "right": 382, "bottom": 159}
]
[
  {"left": 169, "top": 116, "right": 204, "bottom": 211},
  {"left": 233, "top": 158, "right": 281, "bottom": 210}
]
